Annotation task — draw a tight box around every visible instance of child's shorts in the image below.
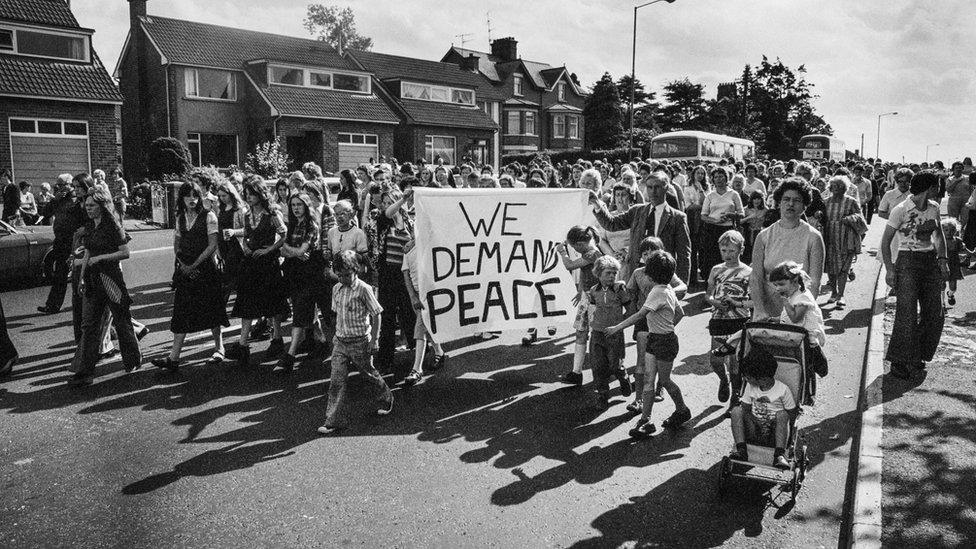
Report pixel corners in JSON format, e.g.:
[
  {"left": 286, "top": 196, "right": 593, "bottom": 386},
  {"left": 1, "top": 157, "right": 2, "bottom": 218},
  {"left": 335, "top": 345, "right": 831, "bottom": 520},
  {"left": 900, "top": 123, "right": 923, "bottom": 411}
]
[
  {"left": 708, "top": 317, "right": 748, "bottom": 338},
  {"left": 645, "top": 332, "right": 679, "bottom": 362},
  {"left": 632, "top": 317, "right": 649, "bottom": 341}
]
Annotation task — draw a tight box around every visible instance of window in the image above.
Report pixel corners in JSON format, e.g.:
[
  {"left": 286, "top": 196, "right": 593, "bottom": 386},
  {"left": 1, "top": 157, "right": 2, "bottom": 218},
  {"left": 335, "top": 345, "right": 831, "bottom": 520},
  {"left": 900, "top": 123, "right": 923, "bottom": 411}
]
[
  {"left": 557, "top": 82, "right": 566, "bottom": 102},
  {"left": 451, "top": 89, "right": 474, "bottom": 105},
  {"left": 13, "top": 29, "right": 87, "bottom": 61},
  {"left": 524, "top": 112, "right": 536, "bottom": 135},
  {"left": 310, "top": 71, "right": 331, "bottom": 87},
  {"left": 270, "top": 66, "right": 304, "bottom": 86},
  {"left": 553, "top": 115, "right": 566, "bottom": 138},
  {"left": 425, "top": 136, "right": 456, "bottom": 165},
  {"left": 333, "top": 73, "right": 370, "bottom": 93},
  {"left": 513, "top": 74, "right": 523, "bottom": 96},
  {"left": 187, "top": 133, "right": 238, "bottom": 167},
  {"left": 38, "top": 121, "right": 61, "bottom": 134},
  {"left": 338, "top": 133, "right": 378, "bottom": 145},
  {"left": 9, "top": 119, "right": 35, "bottom": 133},
  {"left": 568, "top": 116, "right": 579, "bottom": 139},
  {"left": 0, "top": 29, "right": 11, "bottom": 51},
  {"left": 507, "top": 111, "right": 520, "bottom": 134},
  {"left": 9, "top": 118, "right": 87, "bottom": 137},
  {"left": 401, "top": 82, "right": 475, "bottom": 105},
  {"left": 185, "top": 68, "right": 236, "bottom": 100}
]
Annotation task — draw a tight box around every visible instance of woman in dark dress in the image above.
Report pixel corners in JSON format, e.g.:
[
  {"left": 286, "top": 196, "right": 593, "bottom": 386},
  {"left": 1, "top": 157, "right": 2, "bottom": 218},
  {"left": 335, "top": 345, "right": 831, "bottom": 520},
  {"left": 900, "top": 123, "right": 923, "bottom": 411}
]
[
  {"left": 337, "top": 169, "right": 361, "bottom": 219},
  {"left": 373, "top": 185, "right": 416, "bottom": 372},
  {"left": 227, "top": 178, "right": 289, "bottom": 367},
  {"left": 152, "top": 182, "right": 229, "bottom": 372},
  {"left": 70, "top": 187, "right": 141, "bottom": 386},
  {"left": 215, "top": 181, "right": 247, "bottom": 298}
]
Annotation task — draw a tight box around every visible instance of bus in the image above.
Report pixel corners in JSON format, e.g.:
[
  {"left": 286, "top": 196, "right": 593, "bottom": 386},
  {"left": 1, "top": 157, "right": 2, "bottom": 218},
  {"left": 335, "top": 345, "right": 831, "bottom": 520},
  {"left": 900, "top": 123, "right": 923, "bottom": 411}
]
[
  {"left": 649, "top": 131, "right": 756, "bottom": 163},
  {"left": 798, "top": 134, "right": 845, "bottom": 162}
]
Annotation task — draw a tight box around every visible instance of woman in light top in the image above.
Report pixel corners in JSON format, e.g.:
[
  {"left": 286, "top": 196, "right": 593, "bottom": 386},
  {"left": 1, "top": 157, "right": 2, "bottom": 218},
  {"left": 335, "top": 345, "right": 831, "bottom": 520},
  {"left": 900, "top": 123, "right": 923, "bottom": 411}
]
[{"left": 700, "top": 167, "right": 744, "bottom": 282}]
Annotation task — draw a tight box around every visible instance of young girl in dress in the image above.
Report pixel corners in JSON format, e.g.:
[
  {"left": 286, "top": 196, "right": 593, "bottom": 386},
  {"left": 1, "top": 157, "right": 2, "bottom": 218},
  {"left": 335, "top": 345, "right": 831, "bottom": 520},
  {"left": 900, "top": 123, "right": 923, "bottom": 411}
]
[
  {"left": 556, "top": 225, "right": 605, "bottom": 386},
  {"left": 941, "top": 218, "right": 971, "bottom": 307},
  {"left": 769, "top": 261, "right": 827, "bottom": 400}
]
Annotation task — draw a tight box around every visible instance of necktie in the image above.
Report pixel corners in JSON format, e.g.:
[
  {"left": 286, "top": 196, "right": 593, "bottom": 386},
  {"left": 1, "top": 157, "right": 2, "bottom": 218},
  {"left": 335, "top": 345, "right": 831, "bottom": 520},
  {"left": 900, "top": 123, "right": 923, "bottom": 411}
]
[{"left": 645, "top": 206, "right": 656, "bottom": 237}]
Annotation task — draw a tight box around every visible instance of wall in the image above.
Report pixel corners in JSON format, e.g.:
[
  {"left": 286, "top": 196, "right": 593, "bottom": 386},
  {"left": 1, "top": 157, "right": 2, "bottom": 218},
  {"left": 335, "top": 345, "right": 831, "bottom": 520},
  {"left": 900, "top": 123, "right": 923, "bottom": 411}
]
[
  {"left": 395, "top": 125, "right": 495, "bottom": 165},
  {"left": 276, "top": 117, "right": 395, "bottom": 173},
  {"left": 173, "top": 66, "right": 252, "bottom": 167},
  {"left": 118, "top": 26, "right": 171, "bottom": 181}
]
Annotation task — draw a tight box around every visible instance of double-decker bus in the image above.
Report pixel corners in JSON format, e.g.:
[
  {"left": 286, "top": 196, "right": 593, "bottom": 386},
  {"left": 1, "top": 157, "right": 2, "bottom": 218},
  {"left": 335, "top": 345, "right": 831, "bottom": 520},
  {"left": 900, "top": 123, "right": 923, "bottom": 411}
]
[
  {"left": 649, "top": 131, "right": 756, "bottom": 163},
  {"left": 798, "top": 134, "right": 845, "bottom": 162}
]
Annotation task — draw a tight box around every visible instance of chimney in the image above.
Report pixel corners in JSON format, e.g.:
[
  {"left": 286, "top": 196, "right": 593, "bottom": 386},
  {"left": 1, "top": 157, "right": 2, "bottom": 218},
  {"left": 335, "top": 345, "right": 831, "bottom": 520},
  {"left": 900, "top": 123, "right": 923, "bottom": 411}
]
[
  {"left": 460, "top": 53, "right": 479, "bottom": 72},
  {"left": 128, "top": 0, "right": 147, "bottom": 29},
  {"left": 490, "top": 37, "right": 518, "bottom": 62}
]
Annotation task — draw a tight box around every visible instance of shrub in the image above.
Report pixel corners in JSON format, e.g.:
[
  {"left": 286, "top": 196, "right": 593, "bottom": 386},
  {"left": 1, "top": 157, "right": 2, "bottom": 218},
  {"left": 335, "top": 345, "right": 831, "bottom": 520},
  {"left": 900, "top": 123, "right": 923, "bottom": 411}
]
[
  {"left": 146, "top": 137, "right": 192, "bottom": 181},
  {"left": 244, "top": 138, "right": 291, "bottom": 179}
]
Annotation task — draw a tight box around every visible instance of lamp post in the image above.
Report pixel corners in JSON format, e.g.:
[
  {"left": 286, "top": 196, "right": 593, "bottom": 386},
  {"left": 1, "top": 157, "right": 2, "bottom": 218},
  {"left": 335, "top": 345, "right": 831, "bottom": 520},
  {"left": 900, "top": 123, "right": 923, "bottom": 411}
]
[
  {"left": 876, "top": 111, "right": 897, "bottom": 160},
  {"left": 925, "top": 143, "right": 940, "bottom": 163},
  {"left": 629, "top": 0, "right": 676, "bottom": 160}
]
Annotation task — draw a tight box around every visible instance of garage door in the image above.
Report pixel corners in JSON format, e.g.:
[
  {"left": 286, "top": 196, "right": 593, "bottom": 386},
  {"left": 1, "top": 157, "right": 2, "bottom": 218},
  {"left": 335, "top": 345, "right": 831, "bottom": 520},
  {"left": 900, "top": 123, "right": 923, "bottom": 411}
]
[
  {"left": 337, "top": 133, "right": 378, "bottom": 172},
  {"left": 9, "top": 118, "right": 90, "bottom": 192}
]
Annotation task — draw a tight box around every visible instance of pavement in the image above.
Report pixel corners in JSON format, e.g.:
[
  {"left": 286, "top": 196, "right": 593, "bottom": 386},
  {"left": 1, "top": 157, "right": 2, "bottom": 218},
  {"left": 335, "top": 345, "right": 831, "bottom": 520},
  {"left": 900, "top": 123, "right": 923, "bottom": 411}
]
[
  {"left": 878, "top": 252, "right": 976, "bottom": 547},
  {"left": 123, "top": 218, "right": 165, "bottom": 232},
  {"left": 0, "top": 222, "right": 884, "bottom": 548}
]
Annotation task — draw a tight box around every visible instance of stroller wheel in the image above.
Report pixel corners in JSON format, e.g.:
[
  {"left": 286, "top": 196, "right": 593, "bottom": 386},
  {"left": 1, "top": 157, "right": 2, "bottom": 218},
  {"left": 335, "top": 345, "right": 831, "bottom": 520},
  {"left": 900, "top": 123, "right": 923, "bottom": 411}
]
[
  {"left": 798, "top": 445, "right": 808, "bottom": 482},
  {"left": 790, "top": 468, "right": 801, "bottom": 502}
]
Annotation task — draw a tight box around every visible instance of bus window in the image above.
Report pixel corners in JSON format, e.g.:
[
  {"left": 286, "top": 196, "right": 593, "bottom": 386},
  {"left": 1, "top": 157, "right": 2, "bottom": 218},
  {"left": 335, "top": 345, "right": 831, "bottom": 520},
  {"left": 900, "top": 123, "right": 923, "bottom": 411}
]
[{"left": 650, "top": 136, "right": 698, "bottom": 158}]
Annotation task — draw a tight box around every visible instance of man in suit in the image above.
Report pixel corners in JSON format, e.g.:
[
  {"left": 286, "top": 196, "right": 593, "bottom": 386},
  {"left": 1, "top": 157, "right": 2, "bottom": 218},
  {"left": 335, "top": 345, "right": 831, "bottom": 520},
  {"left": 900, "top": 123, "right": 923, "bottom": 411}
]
[{"left": 591, "top": 171, "right": 692, "bottom": 284}]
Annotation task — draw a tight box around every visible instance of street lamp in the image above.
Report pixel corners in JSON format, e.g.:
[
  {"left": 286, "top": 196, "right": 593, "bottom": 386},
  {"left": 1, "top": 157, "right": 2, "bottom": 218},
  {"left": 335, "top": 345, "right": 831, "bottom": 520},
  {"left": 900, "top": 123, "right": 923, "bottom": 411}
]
[
  {"left": 629, "top": 0, "right": 676, "bottom": 160},
  {"left": 925, "top": 143, "right": 940, "bottom": 163},
  {"left": 876, "top": 111, "right": 897, "bottom": 159}
]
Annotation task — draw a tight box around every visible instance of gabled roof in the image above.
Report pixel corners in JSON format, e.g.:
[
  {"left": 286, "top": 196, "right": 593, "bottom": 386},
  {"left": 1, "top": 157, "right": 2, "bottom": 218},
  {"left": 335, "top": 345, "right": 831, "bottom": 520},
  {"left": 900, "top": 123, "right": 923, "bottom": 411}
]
[
  {"left": 448, "top": 47, "right": 500, "bottom": 82},
  {"left": 0, "top": 52, "right": 122, "bottom": 103},
  {"left": 138, "top": 15, "right": 360, "bottom": 72},
  {"left": 0, "top": 0, "right": 80, "bottom": 29},
  {"left": 446, "top": 46, "right": 581, "bottom": 96},
  {"left": 261, "top": 84, "right": 399, "bottom": 124},
  {"left": 348, "top": 50, "right": 484, "bottom": 89}
]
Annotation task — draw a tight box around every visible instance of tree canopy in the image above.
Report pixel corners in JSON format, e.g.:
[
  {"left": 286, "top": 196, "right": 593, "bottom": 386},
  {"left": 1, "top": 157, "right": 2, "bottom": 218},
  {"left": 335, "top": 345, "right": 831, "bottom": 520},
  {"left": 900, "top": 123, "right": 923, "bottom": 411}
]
[
  {"left": 303, "top": 4, "right": 373, "bottom": 52},
  {"left": 583, "top": 72, "right": 625, "bottom": 151}
]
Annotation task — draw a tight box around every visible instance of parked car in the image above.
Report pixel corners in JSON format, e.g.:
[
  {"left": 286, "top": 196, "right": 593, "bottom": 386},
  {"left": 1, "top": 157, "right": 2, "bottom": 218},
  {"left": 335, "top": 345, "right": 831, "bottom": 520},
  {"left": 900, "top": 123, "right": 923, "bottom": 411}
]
[{"left": 0, "top": 220, "right": 55, "bottom": 284}]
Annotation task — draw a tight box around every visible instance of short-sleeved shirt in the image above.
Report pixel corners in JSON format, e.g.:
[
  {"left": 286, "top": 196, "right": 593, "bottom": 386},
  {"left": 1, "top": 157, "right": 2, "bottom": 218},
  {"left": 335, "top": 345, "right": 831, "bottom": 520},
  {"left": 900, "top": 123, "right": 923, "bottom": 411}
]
[
  {"left": 327, "top": 225, "right": 368, "bottom": 255},
  {"left": 587, "top": 281, "right": 631, "bottom": 331},
  {"left": 332, "top": 277, "right": 383, "bottom": 338},
  {"left": 576, "top": 249, "right": 604, "bottom": 292},
  {"left": 886, "top": 197, "right": 941, "bottom": 252},
  {"left": 779, "top": 289, "right": 825, "bottom": 347},
  {"left": 877, "top": 189, "right": 909, "bottom": 216},
  {"left": 627, "top": 265, "right": 655, "bottom": 304},
  {"left": 741, "top": 380, "right": 796, "bottom": 426},
  {"left": 642, "top": 284, "right": 678, "bottom": 335},
  {"left": 711, "top": 263, "right": 752, "bottom": 319},
  {"left": 702, "top": 189, "right": 743, "bottom": 226}
]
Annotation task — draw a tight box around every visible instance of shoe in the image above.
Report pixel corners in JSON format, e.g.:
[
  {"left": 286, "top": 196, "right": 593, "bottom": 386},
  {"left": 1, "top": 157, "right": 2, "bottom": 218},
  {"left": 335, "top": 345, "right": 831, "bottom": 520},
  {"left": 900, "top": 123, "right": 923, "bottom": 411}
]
[
  {"left": 100, "top": 348, "right": 119, "bottom": 360},
  {"left": 774, "top": 455, "right": 791, "bottom": 469},
  {"left": 0, "top": 352, "right": 18, "bottom": 377},
  {"left": 654, "top": 386, "right": 665, "bottom": 402},
  {"left": 560, "top": 371, "right": 583, "bottom": 385},
  {"left": 404, "top": 370, "right": 422, "bottom": 386},
  {"left": 276, "top": 354, "right": 296, "bottom": 373},
  {"left": 889, "top": 362, "right": 913, "bottom": 380},
  {"left": 626, "top": 400, "right": 642, "bottom": 414},
  {"left": 729, "top": 448, "right": 748, "bottom": 461},
  {"left": 37, "top": 305, "right": 59, "bottom": 314},
  {"left": 712, "top": 341, "right": 736, "bottom": 357},
  {"left": 629, "top": 419, "right": 656, "bottom": 439},
  {"left": 267, "top": 338, "right": 285, "bottom": 357},
  {"left": 827, "top": 295, "right": 838, "bottom": 304},
  {"left": 615, "top": 371, "right": 632, "bottom": 397},
  {"left": 297, "top": 337, "right": 316, "bottom": 355},
  {"left": 430, "top": 353, "right": 447, "bottom": 371},
  {"left": 67, "top": 372, "right": 94, "bottom": 387},
  {"left": 151, "top": 357, "right": 180, "bottom": 373},
  {"left": 123, "top": 360, "right": 143, "bottom": 373},
  {"left": 718, "top": 379, "right": 730, "bottom": 403},
  {"left": 836, "top": 298, "right": 847, "bottom": 309},
  {"left": 848, "top": 271, "right": 856, "bottom": 281},
  {"left": 547, "top": 327, "right": 557, "bottom": 336},
  {"left": 232, "top": 344, "right": 250, "bottom": 367},
  {"left": 251, "top": 319, "right": 271, "bottom": 340},
  {"left": 207, "top": 350, "right": 225, "bottom": 365},
  {"left": 377, "top": 396, "right": 394, "bottom": 416},
  {"left": 948, "top": 292, "right": 956, "bottom": 306},
  {"left": 521, "top": 329, "right": 537, "bottom": 346},
  {"left": 662, "top": 407, "right": 692, "bottom": 429},
  {"left": 481, "top": 332, "right": 498, "bottom": 340},
  {"left": 317, "top": 425, "right": 345, "bottom": 435},
  {"left": 136, "top": 326, "right": 150, "bottom": 341}
]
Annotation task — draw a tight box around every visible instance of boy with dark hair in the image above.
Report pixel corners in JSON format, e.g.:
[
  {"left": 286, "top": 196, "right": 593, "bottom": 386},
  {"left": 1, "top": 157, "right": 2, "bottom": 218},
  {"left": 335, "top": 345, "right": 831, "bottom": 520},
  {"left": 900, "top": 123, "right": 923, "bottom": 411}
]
[
  {"left": 318, "top": 250, "right": 393, "bottom": 435},
  {"left": 729, "top": 348, "right": 796, "bottom": 468}
]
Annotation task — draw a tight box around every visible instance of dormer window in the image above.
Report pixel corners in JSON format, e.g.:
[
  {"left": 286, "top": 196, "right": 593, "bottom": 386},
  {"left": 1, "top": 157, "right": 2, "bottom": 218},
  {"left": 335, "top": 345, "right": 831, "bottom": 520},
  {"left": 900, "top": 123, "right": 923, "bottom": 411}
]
[
  {"left": 557, "top": 82, "right": 566, "bottom": 102},
  {"left": 0, "top": 25, "right": 90, "bottom": 62},
  {"left": 401, "top": 82, "right": 476, "bottom": 106},
  {"left": 270, "top": 66, "right": 303, "bottom": 86},
  {"left": 513, "top": 74, "right": 524, "bottom": 96},
  {"left": 267, "top": 64, "right": 370, "bottom": 94},
  {"left": 185, "top": 68, "right": 237, "bottom": 101}
]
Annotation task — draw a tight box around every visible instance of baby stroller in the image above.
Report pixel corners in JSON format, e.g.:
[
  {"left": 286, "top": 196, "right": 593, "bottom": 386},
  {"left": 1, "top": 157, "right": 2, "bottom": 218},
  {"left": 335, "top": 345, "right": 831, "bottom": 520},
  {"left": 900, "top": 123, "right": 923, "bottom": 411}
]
[{"left": 716, "top": 321, "right": 812, "bottom": 502}]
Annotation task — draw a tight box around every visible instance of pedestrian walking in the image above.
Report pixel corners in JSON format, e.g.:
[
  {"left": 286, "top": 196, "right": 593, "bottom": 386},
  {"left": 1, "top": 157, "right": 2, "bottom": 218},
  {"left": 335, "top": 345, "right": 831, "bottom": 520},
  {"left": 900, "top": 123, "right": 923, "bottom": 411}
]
[
  {"left": 373, "top": 186, "right": 417, "bottom": 372},
  {"left": 823, "top": 176, "right": 866, "bottom": 308},
  {"left": 38, "top": 175, "right": 87, "bottom": 314}
]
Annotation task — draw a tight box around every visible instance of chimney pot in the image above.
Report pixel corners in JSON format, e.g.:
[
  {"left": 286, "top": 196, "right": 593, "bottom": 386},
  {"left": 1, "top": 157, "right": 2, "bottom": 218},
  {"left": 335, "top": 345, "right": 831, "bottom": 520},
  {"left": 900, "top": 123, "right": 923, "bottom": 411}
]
[{"left": 490, "top": 37, "right": 518, "bottom": 62}]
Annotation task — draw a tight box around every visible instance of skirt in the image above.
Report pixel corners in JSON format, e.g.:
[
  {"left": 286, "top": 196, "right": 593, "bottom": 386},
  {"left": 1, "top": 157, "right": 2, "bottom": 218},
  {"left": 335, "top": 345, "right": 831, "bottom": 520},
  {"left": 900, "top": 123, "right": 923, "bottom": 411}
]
[
  {"left": 171, "top": 262, "right": 229, "bottom": 334},
  {"left": 232, "top": 254, "right": 290, "bottom": 319}
]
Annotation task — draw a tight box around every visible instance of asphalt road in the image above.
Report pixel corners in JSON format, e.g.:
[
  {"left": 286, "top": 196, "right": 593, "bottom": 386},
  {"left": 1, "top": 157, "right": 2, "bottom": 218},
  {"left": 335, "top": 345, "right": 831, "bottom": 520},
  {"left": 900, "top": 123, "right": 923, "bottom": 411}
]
[{"left": 0, "top": 223, "right": 883, "bottom": 548}]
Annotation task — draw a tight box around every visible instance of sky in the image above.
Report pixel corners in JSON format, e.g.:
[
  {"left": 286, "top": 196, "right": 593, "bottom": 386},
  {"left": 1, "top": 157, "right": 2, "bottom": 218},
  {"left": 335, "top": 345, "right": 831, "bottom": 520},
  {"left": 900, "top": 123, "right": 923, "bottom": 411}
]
[{"left": 74, "top": 0, "right": 976, "bottom": 163}]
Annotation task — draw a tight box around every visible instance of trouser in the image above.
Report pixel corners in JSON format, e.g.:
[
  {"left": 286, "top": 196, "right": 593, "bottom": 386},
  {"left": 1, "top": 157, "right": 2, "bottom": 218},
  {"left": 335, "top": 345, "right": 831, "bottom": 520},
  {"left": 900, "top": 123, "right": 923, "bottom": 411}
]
[
  {"left": 78, "top": 290, "right": 141, "bottom": 374},
  {"left": 44, "top": 245, "right": 71, "bottom": 311},
  {"left": 377, "top": 261, "right": 415, "bottom": 365},
  {"left": 862, "top": 202, "right": 874, "bottom": 224},
  {"left": 324, "top": 336, "right": 392, "bottom": 428},
  {"left": 590, "top": 331, "right": 624, "bottom": 395},
  {"left": 0, "top": 295, "right": 16, "bottom": 361},
  {"left": 886, "top": 251, "right": 944, "bottom": 365}
]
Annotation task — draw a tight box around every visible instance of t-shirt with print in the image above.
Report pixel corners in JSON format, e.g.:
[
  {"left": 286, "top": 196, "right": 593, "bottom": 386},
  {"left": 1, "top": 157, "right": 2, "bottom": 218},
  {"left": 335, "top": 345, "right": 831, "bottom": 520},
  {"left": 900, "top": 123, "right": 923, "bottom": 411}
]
[
  {"left": 642, "top": 284, "right": 678, "bottom": 335},
  {"left": 741, "top": 379, "right": 796, "bottom": 428},
  {"left": 778, "top": 288, "right": 825, "bottom": 347},
  {"left": 887, "top": 197, "right": 941, "bottom": 252},
  {"left": 711, "top": 263, "right": 752, "bottom": 320}
]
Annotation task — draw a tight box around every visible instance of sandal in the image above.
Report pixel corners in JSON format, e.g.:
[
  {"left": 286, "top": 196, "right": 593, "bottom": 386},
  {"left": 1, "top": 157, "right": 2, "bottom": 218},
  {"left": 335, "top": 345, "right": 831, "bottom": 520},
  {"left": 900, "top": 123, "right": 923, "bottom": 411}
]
[
  {"left": 207, "top": 350, "right": 225, "bottom": 364},
  {"left": 712, "top": 341, "right": 737, "bottom": 357},
  {"left": 404, "top": 370, "right": 422, "bottom": 386},
  {"left": 626, "top": 400, "right": 642, "bottom": 414},
  {"left": 628, "top": 419, "right": 656, "bottom": 439}
]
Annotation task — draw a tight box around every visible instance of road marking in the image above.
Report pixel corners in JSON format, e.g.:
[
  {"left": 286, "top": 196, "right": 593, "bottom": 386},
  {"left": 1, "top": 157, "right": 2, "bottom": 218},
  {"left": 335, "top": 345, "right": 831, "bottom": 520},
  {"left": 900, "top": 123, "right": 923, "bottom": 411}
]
[{"left": 131, "top": 246, "right": 171, "bottom": 256}]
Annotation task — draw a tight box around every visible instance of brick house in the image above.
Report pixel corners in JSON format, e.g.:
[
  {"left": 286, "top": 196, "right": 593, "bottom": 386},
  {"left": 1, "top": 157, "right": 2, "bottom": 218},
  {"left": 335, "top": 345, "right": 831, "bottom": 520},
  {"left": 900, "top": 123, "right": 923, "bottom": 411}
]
[
  {"left": 441, "top": 37, "right": 585, "bottom": 159},
  {"left": 347, "top": 51, "right": 500, "bottom": 167},
  {"left": 117, "top": 0, "right": 400, "bottom": 179},
  {"left": 0, "top": 0, "right": 122, "bottom": 191}
]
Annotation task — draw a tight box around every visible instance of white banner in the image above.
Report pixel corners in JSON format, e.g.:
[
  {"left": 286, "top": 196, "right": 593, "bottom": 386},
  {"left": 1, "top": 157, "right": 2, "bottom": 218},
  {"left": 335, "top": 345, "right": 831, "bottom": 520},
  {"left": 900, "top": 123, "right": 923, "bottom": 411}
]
[{"left": 414, "top": 188, "right": 590, "bottom": 343}]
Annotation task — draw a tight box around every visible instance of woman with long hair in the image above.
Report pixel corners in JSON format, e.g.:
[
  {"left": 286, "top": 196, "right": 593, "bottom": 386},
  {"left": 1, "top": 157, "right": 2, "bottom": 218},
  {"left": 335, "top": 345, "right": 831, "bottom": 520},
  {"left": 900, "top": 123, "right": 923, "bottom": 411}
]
[
  {"left": 355, "top": 164, "right": 372, "bottom": 191},
  {"left": 337, "top": 169, "right": 361, "bottom": 218},
  {"left": 686, "top": 165, "right": 709, "bottom": 282},
  {"left": 432, "top": 165, "right": 450, "bottom": 188},
  {"left": 69, "top": 187, "right": 141, "bottom": 386},
  {"left": 227, "top": 178, "right": 289, "bottom": 367},
  {"left": 215, "top": 180, "right": 247, "bottom": 296},
  {"left": 273, "top": 178, "right": 291, "bottom": 210},
  {"left": 373, "top": 185, "right": 416, "bottom": 372},
  {"left": 152, "top": 182, "right": 229, "bottom": 371},
  {"left": 418, "top": 166, "right": 434, "bottom": 187}
]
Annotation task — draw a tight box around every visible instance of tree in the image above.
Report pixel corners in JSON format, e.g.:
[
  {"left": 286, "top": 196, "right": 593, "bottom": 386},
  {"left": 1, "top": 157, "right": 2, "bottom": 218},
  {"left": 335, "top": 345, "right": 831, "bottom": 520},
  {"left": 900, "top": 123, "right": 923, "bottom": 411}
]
[
  {"left": 146, "top": 137, "right": 191, "bottom": 181},
  {"left": 617, "top": 74, "right": 660, "bottom": 131},
  {"left": 244, "top": 138, "right": 292, "bottom": 179},
  {"left": 583, "top": 72, "right": 625, "bottom": 151},
  {"left": 658, "top": 78, "right": 708, "bottom": 131},
  {"left": 746, "top": 56, "right": 831, "bottom": 158},
  {"left": 303, "top": 4, "right": 372, "bottom": 52}
]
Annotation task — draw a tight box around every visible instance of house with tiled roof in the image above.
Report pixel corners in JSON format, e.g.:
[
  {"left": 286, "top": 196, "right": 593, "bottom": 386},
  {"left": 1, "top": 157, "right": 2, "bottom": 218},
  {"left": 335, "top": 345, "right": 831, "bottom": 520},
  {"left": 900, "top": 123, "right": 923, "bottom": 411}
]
[
  {"left": 117, "top": 0, "right": 401, "bottom": 178},
  {"left": 347, "top": 50, "right": 500, "bottom": 167},
  {"left": 0, "top": 0, "right": 122, "bottom": 189},
  {"left": 442, "top": 38, "right": 585, "bottom": 159}
]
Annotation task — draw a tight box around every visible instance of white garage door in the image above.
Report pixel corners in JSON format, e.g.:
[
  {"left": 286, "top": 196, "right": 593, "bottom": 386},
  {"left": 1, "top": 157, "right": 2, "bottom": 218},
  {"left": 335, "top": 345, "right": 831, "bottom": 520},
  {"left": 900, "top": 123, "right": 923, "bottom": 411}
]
[
  {"left": 9, "top": 118, "right": 90, "bottom": 191},
  {"left": 337, "top": 133, "right": 378, "bottom": 172}
]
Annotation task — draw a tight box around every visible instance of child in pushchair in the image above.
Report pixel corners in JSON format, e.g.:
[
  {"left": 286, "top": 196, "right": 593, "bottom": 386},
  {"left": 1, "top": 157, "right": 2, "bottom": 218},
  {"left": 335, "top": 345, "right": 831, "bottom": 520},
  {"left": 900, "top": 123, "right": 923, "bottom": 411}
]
[{"left": 730, "top": 348, "right": 797, "bottom": 469}]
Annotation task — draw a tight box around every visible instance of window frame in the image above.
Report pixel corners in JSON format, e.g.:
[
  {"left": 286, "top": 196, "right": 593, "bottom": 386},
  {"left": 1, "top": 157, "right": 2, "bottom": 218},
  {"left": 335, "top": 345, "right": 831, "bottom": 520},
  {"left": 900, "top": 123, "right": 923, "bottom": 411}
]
[
  {"left": 568, "top": 115, "right": 579, "bottom": 139},
  {"left": 524, "top": 111, "right": 536, "bottom": 136},
  {"left": 425, "top": 135, "right": 456, "bottom": 165},
  {"left": 506, "top": 111, "right": 521, "bottom": 135},
  {"left": 267, "top": 64, "right": 371, "bottom": 94},
  {"left": 186, "top": 132, "right": 239, "bottom": 167},
  {"left": 400, "top": 81, "right": 476, "bottom": 106},
  {"left": 337, "top": 133, "right": 379, "bottom": 146},
  {"left": 0, "top": 24, "right": 91, "bottom": 62},
  {"left": 553, "top": 114, "right": 566, "bottom": 138},
  {"left": 8, "top": 117, "right": 89, "bottom": 139},
  {"left": 557, "top": 82, "right": 566, "bottom": 102},
  {"left": 184, "top": 67, "right": 238, "bottom": 102},
  {"left": 0, "top": 28, "right": 12, "bottom": 51},
  {"left": 513, "top": 74, "right": 524, "bottom": 97}
]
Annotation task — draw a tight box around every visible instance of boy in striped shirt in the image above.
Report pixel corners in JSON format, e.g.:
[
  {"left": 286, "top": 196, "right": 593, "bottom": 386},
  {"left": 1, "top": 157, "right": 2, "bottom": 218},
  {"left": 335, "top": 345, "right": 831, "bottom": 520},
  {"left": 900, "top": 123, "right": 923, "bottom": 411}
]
[{"left": 318, "top": 250, "right": 393, "bottom": 435}]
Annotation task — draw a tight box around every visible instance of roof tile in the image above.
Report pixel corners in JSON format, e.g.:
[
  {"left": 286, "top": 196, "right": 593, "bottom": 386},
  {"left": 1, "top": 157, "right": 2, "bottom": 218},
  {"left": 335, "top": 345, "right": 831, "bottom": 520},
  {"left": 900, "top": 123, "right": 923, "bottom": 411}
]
[
  {"left": 262, "top": 85, "right": 399, "bottom": 124},
  {"left": 398, "top": 99, "right": 498, "bottom": 130},
  {"left": 0, "top": 0, "right": 80, "bottom": 28},
  {"left": 0, "top": 52, "right": 122, "bottom": 103}
]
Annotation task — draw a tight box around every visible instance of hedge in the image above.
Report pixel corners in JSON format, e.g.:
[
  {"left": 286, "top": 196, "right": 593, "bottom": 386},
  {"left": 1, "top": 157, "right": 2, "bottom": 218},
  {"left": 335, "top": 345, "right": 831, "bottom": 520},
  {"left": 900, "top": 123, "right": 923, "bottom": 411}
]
[{"left": 501, "top": 147, "right": 645, "bottom": 166}]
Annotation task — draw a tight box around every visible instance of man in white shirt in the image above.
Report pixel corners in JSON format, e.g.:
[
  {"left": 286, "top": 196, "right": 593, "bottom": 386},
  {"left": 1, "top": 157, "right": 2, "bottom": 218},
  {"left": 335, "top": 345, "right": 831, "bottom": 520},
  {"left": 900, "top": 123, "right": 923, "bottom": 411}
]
[{"left": 852, "top": 165, "right": 873, "bottom": 221}]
